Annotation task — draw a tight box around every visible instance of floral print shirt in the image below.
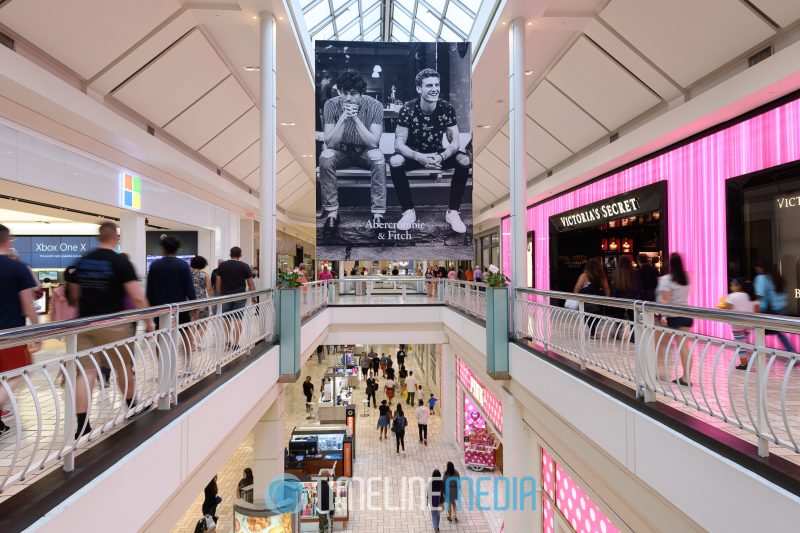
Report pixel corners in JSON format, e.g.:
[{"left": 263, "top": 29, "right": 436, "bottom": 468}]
[{"left": 398, "top": 98, "right": 458, "bottom": 153}]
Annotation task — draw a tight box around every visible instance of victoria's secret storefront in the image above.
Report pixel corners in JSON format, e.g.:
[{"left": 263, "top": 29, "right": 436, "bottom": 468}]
[
  {"left": 502, "top": 93, "right": 800, "bottom": 337},
  {"left": 550, "top": 182, "right": 667, "bottom": 293}
]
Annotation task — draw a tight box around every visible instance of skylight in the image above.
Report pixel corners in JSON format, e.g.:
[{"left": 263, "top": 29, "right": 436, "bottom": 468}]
[{"left": 301, "top": 0, "right": 486, "bottom": 43}]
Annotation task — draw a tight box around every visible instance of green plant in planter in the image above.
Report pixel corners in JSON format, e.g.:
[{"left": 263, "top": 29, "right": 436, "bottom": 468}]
[
  {"left": 278, "top": 271, "right": 301, "bottom": 288},
  {"left": 484, "top": 264, "right": 509, "bottom": 288}
]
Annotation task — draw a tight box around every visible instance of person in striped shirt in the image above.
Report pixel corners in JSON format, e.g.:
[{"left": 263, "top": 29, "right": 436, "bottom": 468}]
[{"left": 319, "top": 70, "right": 386, "bottom": 237}]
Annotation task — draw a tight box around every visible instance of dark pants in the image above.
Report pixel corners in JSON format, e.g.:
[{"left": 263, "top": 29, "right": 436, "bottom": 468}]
[
  {"left": 367, "top": 391, "right": 377, "bottom": 407},
  {"left": 418, "top": 423, "right": 428, "bottom": 442},
  {"left": 407, "top": 391, "right": 415, "bottom": 405},
  {"left": 396, "top": 430, "right": 405, "bottom": 452},
  {"left": 389, "top": 152, "right": 470, "bottom": 211},
  {"left": 361, "top": 366, "right": 369, "bottom": 377}
]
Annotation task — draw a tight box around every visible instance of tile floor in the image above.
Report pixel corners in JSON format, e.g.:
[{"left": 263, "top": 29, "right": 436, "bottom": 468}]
[{"left": 172, "top": 348, "right": 499, "bottom": 533}]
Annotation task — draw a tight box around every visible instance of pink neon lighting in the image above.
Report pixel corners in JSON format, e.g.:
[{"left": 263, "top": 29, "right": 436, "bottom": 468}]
[
  {"left": 456, "top": 356, "right": 503, "bottom": 433},
  {"left": 503, "top": 98, "right": 800, "bottom": 338},
  {"left": 542, "top": 449, "right": 619, "bottom": 533},
  {"left": 464, "top": 396, "right": 487, "bottom": 432}
]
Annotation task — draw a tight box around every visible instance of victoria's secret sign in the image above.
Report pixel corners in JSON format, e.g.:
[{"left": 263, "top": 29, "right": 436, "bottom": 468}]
[
  {"left": 551, "top": 182, "right": 665, "bottom": 232},
  {"left": 456, "top": 356, "right": 503, "bottom": 434}
]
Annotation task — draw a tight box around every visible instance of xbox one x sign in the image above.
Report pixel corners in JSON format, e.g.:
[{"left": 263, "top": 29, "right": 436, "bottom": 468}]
[{"left": 13, "top": 236, "right": 97, "bottom": 268}]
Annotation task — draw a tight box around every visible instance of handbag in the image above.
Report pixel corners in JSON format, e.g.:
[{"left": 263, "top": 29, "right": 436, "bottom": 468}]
[{"left": 402, "top": 390, "right": 408, "bottom": 398}]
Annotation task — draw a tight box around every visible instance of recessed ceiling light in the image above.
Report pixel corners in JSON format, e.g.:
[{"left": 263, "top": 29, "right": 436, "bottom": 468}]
[
  {"left": 278, "top": 16, "right": 284, "bottom": 20},
  {"left": 244, "top": 66, "right": 260, "bottom": 71},
  {"left": 527, "top": 21, "right": 533, "bottom": 26},
  {"left": 301, "top": 154, "right": 314, "bottom": 158},
  {"left": 252, "top": 15, "right": 258, "bottom": 20},
  {"left": 477, "top": 124, "right": 491, "bottom": 129},
  {"left": 501, "top": 22, "right": 507, "bottom": 25},
  {"left": 280, "top": 122, "right": 296, "bottom": 126},
  {"left": 525, "top": 70, "right": 534, "bottom": 76}
]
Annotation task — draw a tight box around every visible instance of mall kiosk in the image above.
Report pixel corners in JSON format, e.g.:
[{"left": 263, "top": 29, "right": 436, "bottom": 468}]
[
  {"left": 317, "top": 367, "right": 357, "bottom": 424},
  {"left": 286, "top": 425, "right": 352, "bottom": 530}
]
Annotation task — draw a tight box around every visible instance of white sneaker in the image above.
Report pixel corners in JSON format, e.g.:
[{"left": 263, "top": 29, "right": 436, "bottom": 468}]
[
  {"left": 446, "top": 210, "right": 466, "bottom": 233},
  {"left": 397, "top": 209, "right": 417, "bottom": 231}
]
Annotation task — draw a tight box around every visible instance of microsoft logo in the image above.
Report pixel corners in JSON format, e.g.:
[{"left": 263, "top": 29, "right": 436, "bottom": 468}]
[{"left": 121, "top": 172, "right": 141, "bottom": 209}]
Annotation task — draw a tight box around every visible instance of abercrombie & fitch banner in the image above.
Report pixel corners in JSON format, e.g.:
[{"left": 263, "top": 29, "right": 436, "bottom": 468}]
[{"left": 315, "top": 41, "right": 474, "bottom": 260}]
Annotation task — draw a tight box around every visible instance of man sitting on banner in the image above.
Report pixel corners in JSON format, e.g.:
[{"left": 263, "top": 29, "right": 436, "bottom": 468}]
[
  {"left": 389, "top": 68, "right": 471, "bottom": 234},
  {"left": 319, "top": 69, "right": 386, "bottom": 237}
]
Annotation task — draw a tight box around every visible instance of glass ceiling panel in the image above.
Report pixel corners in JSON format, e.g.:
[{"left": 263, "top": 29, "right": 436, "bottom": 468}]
[{"left": 302, "top": 0, "right": 486, "bottom": 43}]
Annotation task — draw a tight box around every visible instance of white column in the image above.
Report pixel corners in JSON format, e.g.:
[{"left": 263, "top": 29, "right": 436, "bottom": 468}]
[
  {"left": 259, "top": 11, "right": 277, "bottom": 289},
  {"left": 118, "top": 212, "right": 146, "bottom": 280},
  {"left": 509, "top": 18, "right": 528, "bottom": 289},
  {"left": 240, "top": 218, "right": 256, "bottom": 267},
  {"left": 441, "top": 343, "right": 457, "bottom": 447},
  {"left": 502, "top": 391, "right": 539, "bottom": 532},
  {"left": 253, "top": 386, "right": 285, "bottom": 505}
]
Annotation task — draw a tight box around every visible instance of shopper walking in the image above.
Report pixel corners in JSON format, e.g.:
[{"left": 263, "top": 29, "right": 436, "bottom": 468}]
[
  {"left": 573, "top": 258, "right": 610, "bottom": 338},
  {"left": 190, "top": 256, "right": 212, "bottom": 322},
  {"left": 359, "top": 351, "right": 370, "bottom": 378},
  {"left": 237, "top": 468, "right": 255, "bottom": 503},
  {"left": 398, "top": 365, "right": 408, "bottom": 394},
  {"left": 72, "top": 221, "right": 151, "bottom": 439},
  {"left": 366, "top": 373, "right": 378, "bottom": 407},
  {"left": 210, "top": 259, "right": 224, "bottom": 296},
  {"left": 203, "top": 475, "right": 222, "bottom": 521},
  {"left": 392, "top": 404, "right": 408, "bottom": 453},
  {"left": 215, "top": 246, "right": 256, "bottom": 349},
  {"left": 377, "top": 400, "right": 391, "bottom": 439},
  {"left": 637, "top": 254, "right": 659, "bottom": 302},
  {"left": 443, "top": 461, "right": 461, "bottom": 522},
  {"left": 416, "top": 399, "right": 430, "bottom": 445},
  {"left": 473, "top": 265, "right": 483, "bottom": 283},
  {"left": 396, "top": 346, "right": 406, "bottom": 367},
  {"left": 385, "top": 376, "right": 396, "bottom": 400},
  {"left": 316, "top": 476, "right": 334, "bottom": 533},
  {"left": 405, "top": 371, "right": 417, "bottom": 405},
  {"left": 146, "top": 235, "right": 196, "bottom": 347},
  {"left": 657, "top": 252, "right": 693, "bottom": 386},
  {"left": 380, "top": 353, "right": 390, "bottom": 378},
  {"left": 428, "top": 393, "right": 438, "bottom": 415},
  {"left": 754, "top": 259, "right": 794, "bottom": 353},
  {"left": 429, "top": 469, "right": 443, "bottom": 532},
  {"left": 0, "top": 224, "right": 41, "bottom": 434},
  {"left": 303, "top": 376, "right": 314, "bottom": 412},
  {"left": 720, "top": 277, "right": 759, "bottom": 369},
  {"left": 370, "top": 350, "right": 380, "bottom": 376}
]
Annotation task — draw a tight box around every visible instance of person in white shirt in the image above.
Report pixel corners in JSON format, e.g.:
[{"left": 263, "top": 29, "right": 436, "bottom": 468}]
[
  {"left": 416, "top": 399, "right": 430, "bottom": 445},
  {"left": 720, "top": 277, "right": 759, "bottom": 370},
  {"left": 405, "top": 371, "right": 417, "bottom": 405}
]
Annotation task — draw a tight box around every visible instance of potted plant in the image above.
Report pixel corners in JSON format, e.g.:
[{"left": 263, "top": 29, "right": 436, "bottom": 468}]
[{"left": 484, "top": 265, "right": 510, "bottom": 379}]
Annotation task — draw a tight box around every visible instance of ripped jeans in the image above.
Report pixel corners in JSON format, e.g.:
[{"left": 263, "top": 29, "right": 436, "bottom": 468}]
[{"left": 319, "top": 146, "right": 387, "bottom": 215}]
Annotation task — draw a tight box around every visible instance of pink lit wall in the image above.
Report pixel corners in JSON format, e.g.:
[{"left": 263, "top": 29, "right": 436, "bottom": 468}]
[
  {"left": 542, "top": 448, "right": 620, "bottom": 533},
  {"left": 502, "top": 98, "right": 800, "bottom": 337},
  {"left": 456, "top": 356, "right": 503, "bottom": 433}
]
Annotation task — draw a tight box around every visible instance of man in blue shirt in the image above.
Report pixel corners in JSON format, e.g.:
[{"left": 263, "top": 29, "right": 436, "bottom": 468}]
[
  {"left": 146, "top": 235, "right": 196, "bottom": 321},
  {"left": 0, "top": 224, "right": 40, "bottom": 434}
]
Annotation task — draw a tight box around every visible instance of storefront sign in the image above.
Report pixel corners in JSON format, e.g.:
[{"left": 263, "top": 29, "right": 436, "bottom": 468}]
[
  {"left": 550, "top": 182, "right": 664, "bottom": 232},
  {"left": 776, "top": 194, "right": 800, "bottom": 208},
  {"left": 456, "top": 357, "right": 502, "bottom": 433},
  {"left": 14, "top": 236, "right": 97, "bottom": 268},
  {"left": 120, "top": 172, "right": 141, "bottom": 210}
]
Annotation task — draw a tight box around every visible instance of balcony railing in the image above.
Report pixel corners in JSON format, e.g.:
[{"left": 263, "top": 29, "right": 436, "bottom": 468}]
[
  {"left": 513, "top": 288, "right": 800, "bottom": 459},
  {"left": 0, "top": 290, "right": 274, "bottom": 493}
]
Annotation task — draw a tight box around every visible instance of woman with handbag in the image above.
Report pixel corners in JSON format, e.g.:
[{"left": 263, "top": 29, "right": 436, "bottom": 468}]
[
  {"left": 392, "top": 404, "right": 407, "bottom": 454},
  {"left": 657, "top": 253, "right": 692, "bottom": 386},
  {"left": 754, "top": 259, "right": 794, "bottom": 353}
]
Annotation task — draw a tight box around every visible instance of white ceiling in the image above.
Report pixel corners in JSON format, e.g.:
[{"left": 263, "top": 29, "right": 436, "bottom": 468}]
[{"left": 0, "top": 0, "right": 797, "bottom": 225}]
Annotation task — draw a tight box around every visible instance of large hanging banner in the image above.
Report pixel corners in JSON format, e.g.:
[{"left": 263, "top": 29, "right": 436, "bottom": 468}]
[{"left": 315, "top": 41, "right": 473, "bottom": 260}]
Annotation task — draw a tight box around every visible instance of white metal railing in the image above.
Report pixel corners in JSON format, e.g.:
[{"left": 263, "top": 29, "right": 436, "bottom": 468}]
[
  {"left": 325, "top": 276, "right": 445, "bottom": 302},
  {"left": 513, "top": 288, "right": 800, "bottom": 458},
  {"left": 444, "top": 280, "right": 486, "bottom": 320},
  {"left": 301, "top": 281, "right": 328, "bottom": 318},
  {"left": 0, "top": 289, "right": 274, "bottom": 493}
]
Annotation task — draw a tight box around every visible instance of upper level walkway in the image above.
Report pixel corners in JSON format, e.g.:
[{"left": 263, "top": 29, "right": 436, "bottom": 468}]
[{"left": 0, "top": 277, "right": 797, "bottom": 530}]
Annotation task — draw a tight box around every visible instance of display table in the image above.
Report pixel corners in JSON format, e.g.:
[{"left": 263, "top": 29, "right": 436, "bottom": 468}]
[
  {"left": 287, "top": 425, "right": 354, "bottom": 478},
  {"left": 464, "top": 431, "right": 499, "bottom": 472}
]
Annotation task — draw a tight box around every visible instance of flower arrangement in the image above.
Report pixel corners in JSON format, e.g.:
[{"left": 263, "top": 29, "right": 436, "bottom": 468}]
[
  {"left": 484, "top": 264, "right": 509, "bottom": 288},
  {"left": 278, "top": 270, "right": 301, "bottom": 288}
]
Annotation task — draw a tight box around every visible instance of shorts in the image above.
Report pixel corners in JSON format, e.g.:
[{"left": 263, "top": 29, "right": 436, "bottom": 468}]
[
  {"left": 666, "top": 316, "right": 693, "bottom": 329},
  {"left": 222, "top": 299, "right": 247, "bottom": 313},
  {"left": 0, "top": 345, "right": 32, "bottom": 373},
  {"left": 77, "top": 323, "right": 136, "bottom": 374},
  {"left": 361, "top": 367, "right": 369, "bottom": 376}
]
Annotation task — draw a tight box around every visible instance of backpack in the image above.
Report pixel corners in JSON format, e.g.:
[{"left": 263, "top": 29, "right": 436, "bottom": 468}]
[{"left": 392, "top": 416, "right": 407, "bottom": 433}]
